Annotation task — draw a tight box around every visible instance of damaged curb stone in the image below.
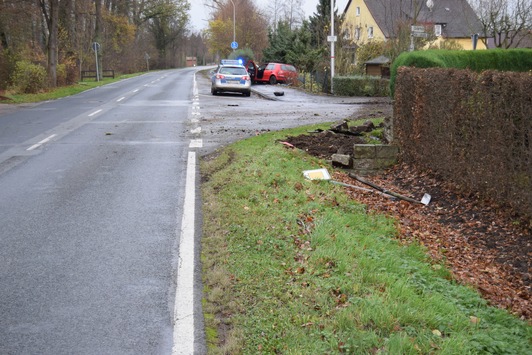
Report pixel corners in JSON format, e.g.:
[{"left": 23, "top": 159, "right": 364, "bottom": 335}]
[
  {"left": 332, "top": 154, "right": 352, "bottom": 167},
  {"left": 329, "top": 144, "right": 399, "bottom": 175},
  {"left": 352, "top": 144, "right": 399, "bottom": 173}
]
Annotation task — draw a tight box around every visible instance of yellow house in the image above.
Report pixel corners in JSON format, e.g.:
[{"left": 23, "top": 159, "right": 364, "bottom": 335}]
[{"left": 342, "top": 0, "right": 487, "bottom": 50}]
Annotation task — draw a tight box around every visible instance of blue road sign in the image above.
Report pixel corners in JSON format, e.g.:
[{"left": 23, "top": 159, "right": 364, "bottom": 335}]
[{"left": 231, "top": 41, "right": 238, "bottom": 49}]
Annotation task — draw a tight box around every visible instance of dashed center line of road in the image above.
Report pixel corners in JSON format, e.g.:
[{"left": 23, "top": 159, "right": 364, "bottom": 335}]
[
  {"left": 27, "top": 134, "right": 57, "bottom": 151},
  {"left": 88, "top": 109, "right": 102, "bottom": 117},
  {"left": 117, "top": 97, "right": 126, "bottom": 102}
]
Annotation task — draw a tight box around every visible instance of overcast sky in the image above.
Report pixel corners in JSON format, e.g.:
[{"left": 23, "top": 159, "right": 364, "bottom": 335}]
[{"left": 189, "top": 0, "right": 349, "bottom": 32}]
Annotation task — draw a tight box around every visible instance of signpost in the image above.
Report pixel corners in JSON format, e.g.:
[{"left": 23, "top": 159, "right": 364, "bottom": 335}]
[
  {"left": 409, "top": 25, "right": 427, "bottom": 51},
  {"left": 412, "top": 32, "right": 429, "bottom": 38},
  {"left": 145, "top": 52, "right": 150, "bottom": 71},
  {"left": 92, "top": 42, "right": 100, "bottom": 81},
  {"left": 231, "top": 41, "right": 238, "bottom": 50},
  {"left": 411, "top": 25, "right": 425, "bottom": 33}
]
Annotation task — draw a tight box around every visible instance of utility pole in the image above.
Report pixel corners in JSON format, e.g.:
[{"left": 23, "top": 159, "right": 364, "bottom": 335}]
[
  {"left": 214, "top": 0, "right": 236, "bottom": 51},
  {"left": 330, "top": 0, "right": 335, "bottom": 94}
]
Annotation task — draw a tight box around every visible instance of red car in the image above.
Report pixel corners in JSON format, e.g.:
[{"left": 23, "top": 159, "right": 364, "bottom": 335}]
[{"left": 246, "top": 61, "right": 298, "bottom": 85}]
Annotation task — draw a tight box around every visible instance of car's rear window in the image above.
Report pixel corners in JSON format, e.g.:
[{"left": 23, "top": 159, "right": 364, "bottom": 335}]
[
  {"left": 219, "top": 66, "right": 247, "bottom": 75},
  {"left": 281, "top": 64, "right": 296, "bottom": 72}
]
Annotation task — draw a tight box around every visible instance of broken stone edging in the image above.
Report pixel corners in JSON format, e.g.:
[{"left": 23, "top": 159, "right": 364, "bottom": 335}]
[{"left": 332, "top": 144, "right": 399, "bottom": 175}]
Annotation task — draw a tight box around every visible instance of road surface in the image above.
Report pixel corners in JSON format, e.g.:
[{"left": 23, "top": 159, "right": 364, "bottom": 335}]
[
  {"left": 0, "top": 67, "right": 383, "bottom": 354},
  {"left": 0, "top": 68, "right": 204, "bottom": 354}
]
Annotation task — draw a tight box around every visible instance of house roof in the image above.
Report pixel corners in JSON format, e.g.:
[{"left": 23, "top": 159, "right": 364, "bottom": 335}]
[
  {"left": 350, "top": 0, "right": 482, "bottom": 39},
  {"left": 365, "top": 55, "right": 390, "bottom": 64}
]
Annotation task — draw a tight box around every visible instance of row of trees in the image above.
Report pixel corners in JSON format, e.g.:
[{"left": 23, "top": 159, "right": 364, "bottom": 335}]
[
  {"left": 0, "top": 0, "right": 195, "bottom": 91},
  {"left": 0, "top": 0, "right": 339, "bottom": 93},
  {"left": 1, "top": 0, "right": 529, "bottom": 94}
]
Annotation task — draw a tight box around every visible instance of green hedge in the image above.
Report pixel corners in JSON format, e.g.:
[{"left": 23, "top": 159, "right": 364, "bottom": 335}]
[
  {"left": 390, "top": 48, "right": 532, "bottom": 94},
  {"left": 333, "top": 75, "right": 390, "bottom": 97}
]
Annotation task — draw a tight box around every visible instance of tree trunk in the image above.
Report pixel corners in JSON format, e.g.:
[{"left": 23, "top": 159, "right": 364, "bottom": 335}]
[
  {"left": 40, "top": 0, "right": 59, "bottom": 87},
  {"left": 49, "top": 0, "right": 59, "bottom": 87}
]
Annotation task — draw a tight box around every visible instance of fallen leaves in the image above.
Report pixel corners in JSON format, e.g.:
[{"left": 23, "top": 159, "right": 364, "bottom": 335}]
[
  {"left": 432, "top": 329, "right": 442, "bottom": 337},
  {"left": 333, "top": 163, "right": 531, "bottom": 320}
]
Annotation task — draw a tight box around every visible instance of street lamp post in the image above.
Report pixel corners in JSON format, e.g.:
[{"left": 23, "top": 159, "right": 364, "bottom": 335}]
[
  {"left": 214, "top": 0, "right": 236, "bottom": 51},
  {"left": 330, "top": 0, "right": 335, "bottom": 94},
  {"left": 230, "top": 0, "right": 235, "bottom": 49}
]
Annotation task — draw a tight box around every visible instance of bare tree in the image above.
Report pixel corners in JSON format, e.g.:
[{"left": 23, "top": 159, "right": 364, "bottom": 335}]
[
  {"left": 468, "top": 0, "right": 532, "bottom": 48},
  {"left": 263, "top": 0, "right": 304, "bottom": 30}
]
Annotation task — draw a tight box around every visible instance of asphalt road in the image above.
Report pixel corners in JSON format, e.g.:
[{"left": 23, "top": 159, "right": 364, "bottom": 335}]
[
  {"left": 0, "top": 67, "right": 385, "bottom": 354},
  {"left": 0, "top": 68, "right": 204, "bottom": 354}
]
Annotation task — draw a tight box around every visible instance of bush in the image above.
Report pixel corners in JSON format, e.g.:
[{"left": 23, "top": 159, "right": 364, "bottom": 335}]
[
  {"left": 0, "top": 49, "right": 18, "bottom": 90},
  {"left": 230, "top": 47, "right": 255, "bottom": 64},
  {"left": 334, "top": 75, "right": 390, "bottom": 97},
  {"left": 56, "top": 57, "right": 78, "bottom": 86},
  {"left": 11, "top": 60, "right": 47, "bottom": 94},
  {"left": 390, "top": 48, "right": 532, "bottom": 95},
  {"left": 56, "top": 64, "right": 67, "bottom": 86}
]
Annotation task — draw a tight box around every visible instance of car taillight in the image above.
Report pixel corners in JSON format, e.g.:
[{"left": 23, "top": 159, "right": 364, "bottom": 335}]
[
  {"left": 242, "top": 75, "right": 250, "bottom": 80},
  {"left": 216, "top": 74, "right": 225, "bottom": 79}
]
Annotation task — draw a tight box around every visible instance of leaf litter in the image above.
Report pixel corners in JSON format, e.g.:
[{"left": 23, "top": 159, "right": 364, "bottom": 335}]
[{"left": 286, "top": 136, "right": 531, "bottom": 320}]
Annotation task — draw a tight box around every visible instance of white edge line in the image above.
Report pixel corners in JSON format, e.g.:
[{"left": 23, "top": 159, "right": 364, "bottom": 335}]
[
  {"left": 27, "top": 134, "right": 57, "bottom": 151},
  {"left": 172, "top": 151, "right": 196, "bottom": 355}
]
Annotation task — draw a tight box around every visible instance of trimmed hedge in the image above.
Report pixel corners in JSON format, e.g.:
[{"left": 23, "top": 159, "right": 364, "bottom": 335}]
[
  {"left": 333, "top": 75, "right": 390, "bottom": 97},
  {"left": 395, "top": 67, "right": 532, "bottom": 222},
  {"left": 390, "top": 49, "right": 532, "bottom": 94}
]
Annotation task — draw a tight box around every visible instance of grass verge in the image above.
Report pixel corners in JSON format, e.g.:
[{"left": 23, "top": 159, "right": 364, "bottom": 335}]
[
  {"left": 1, "top": 73, "right": 143, "bottom": 103},
  {"left": 200, "top": 125, "right": 531, "bottom": 354}
]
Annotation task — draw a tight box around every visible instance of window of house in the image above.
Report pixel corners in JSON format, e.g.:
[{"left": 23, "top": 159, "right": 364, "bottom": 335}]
[
  {"left": 356, "top": 7, "right": 360, "bottom": 16},
  {"left": 355, "top": 27, "right": 360, "bottom": 40},
  {"left": 343, "top": 29, "right": 351, "bottom": 40},
  {"left": 434, "top": 24, "right": 442, "bottom": 36},
  {"left": 368, "top": 26, "right": 374, "bottom": 38}
]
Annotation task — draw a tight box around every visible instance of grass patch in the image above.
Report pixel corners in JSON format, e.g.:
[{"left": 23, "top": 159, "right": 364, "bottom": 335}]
[
  {"left": 200, "top": 126, "right": 531, "bottom": 354},
  {"left": 349, "top": 117, "right": 385, "bottom": 144},
  {"left": 2, "top": 73, "right": 144, "bottom": 103}
]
